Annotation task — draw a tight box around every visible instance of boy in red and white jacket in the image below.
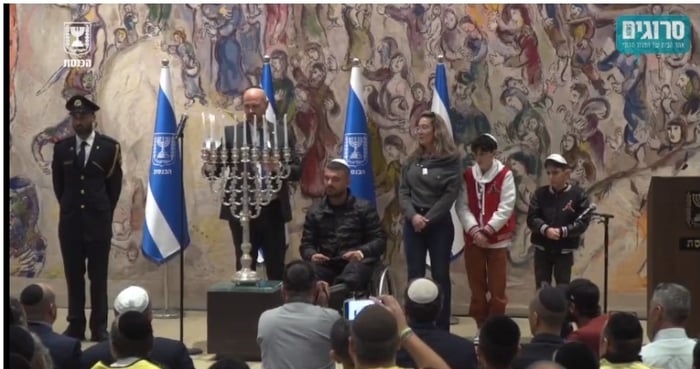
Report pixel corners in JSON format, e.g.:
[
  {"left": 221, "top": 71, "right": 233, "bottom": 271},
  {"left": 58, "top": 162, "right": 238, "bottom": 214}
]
[{"left": 456, "top": 134, "right": 516, "bottom": 330}]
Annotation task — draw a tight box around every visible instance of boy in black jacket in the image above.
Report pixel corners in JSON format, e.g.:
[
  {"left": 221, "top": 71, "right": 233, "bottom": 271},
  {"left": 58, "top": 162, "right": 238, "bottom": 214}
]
[{"left": 527, "top": 154, "right": 592, "bottom": 288}]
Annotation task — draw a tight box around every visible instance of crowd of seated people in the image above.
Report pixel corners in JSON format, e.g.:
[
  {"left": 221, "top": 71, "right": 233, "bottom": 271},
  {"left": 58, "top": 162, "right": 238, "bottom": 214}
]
[{"left": 10, "top": 271, "right": 698, "bottom": 369}]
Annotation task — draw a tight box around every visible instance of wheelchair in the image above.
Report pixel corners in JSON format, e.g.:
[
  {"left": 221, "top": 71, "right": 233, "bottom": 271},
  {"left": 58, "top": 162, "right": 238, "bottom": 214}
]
[{"left": 327, "top": 261, "right": 395, "bottom": 313}]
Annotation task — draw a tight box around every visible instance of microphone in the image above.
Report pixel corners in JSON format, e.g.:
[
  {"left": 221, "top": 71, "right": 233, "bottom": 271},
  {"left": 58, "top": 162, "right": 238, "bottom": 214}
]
[
  {"left": 176, "top": 114, "right": 188, "bottom": 139},
  {"left": 576, "top": 203, "right": 597, "bottom": 222}
]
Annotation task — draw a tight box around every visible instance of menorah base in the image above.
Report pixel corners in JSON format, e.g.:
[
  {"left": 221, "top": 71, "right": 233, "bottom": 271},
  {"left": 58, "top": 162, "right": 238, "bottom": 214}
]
[{"left": 233, "top": 268, "right": 261, "bottom": 285}]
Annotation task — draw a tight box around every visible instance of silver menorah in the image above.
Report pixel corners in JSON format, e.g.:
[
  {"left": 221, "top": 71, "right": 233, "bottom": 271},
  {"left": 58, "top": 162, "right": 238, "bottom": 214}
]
[{"left": 201, "top": 112, "right": 292, "bottom": 284}]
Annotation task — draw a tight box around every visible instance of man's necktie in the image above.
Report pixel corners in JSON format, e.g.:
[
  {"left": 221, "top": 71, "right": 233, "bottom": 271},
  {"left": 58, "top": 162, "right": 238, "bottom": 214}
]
[{"left": 77, "top": 141, "right": 87, "bottom": 168}]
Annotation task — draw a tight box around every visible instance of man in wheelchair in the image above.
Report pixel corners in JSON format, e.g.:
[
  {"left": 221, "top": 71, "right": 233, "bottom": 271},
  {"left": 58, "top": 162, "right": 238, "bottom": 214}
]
[{"left": 299, "top": 158, "right": 386, "bottom": 296}]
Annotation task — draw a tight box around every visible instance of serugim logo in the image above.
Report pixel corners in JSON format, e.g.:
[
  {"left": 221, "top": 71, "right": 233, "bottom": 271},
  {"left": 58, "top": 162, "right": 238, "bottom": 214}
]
[
  {"left": 63, "top": 22, "right": 92, "bottom": 68},
  {"left": 616, "top": 15, "right": 692, "bottom": 55}
]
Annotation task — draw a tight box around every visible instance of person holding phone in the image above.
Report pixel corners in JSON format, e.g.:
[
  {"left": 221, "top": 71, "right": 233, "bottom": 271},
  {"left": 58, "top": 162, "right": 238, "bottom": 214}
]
[{"left": 398, "top": 111, "right": 461, "bottom": 331}]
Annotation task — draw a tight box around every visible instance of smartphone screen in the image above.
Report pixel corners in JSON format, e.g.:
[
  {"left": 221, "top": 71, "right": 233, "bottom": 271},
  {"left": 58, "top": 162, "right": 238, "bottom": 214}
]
[{"left": 344, "top": 299, "right": 375, "bottom": 320}]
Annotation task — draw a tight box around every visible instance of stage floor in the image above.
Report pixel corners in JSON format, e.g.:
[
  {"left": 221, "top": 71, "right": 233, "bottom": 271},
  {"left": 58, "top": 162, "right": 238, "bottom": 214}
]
[{"left": 53, "top": 308, "right": 649, "bottom": 369}]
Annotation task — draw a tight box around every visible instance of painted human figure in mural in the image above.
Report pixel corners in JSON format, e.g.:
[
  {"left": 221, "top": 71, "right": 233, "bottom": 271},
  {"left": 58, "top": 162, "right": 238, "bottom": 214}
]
[
  {"left": 143, "top": 4, "right": 171, "bottom": 36},
  {"left": 571, "top": 98, "right": 609, "bottom": 166},
  {"left": 119, "top": 4, "right": 139, "bottom": 43},
  {"left": 450, "top": 77, "right": 492, "bottom": 159},
  {"left": 676, "top": 69, "right": 700, "bottom": 116},
  {"left": 269, "top": 50, "right": 296, "bottom": 121},
  {"left": 342, "top": 4, "right": 375, "bottom": 70},
  {"left": 489, "top": 5, "right": 543, "bottom": 90},
  {"left": 105, "top": 28, "right": 129, "bottom": 59},
  {"left": 162, "top": 30, "right": 208, "bottom": 108},
  {"left": 409, "top": 83, "right": 430, "bottom": 129},
  {"left": 32, "top": 115, "right": 76, "bottom": 174},
  {"left": 498, "top": 87, "right": 550, "bottom": 158},
  {"left": 457, "top": 15, "right": 493, "bottom": 110},
  {"left": 292, "top": 43, "right": 338, "bottom": 84},
  {"left": 364, "top": 52, "right": 413, "bottom": 127},
  {"left": 382, "top": 5, "right": 428, "bottom": 70},
  {"left": 378, "top": 135, "right": 407, "bottom": 265},
  {"left": 565, "top": 4, "right": 607, "bottom": 95},
  {"left": 652, "top": 84, "right": 679, "bottom": 125},
  {"left": 201, "top": 4, "right": 250, "bottom": 108},
  {"left": 598, "top": 52, "right": 649, "bottom": 151},
  {"left": 264, "top": 4, "right": 289, "bottom": 51},
  {"left": 9, "top": 177, "right": 48, "bottom": 278},
  {"left": 424, "top": 5, "right": 443, "bottom": 59},
  {"left": 9, "top": 3, "right": 18, "bottom": 124},
  {"left": 505, "top": 151, "right": 538, "bottom": 264},
  {"left": 292, "top": 64, "right": 341, "bottom": 198},
  {"left": 439, "top": 8, "right": 461, "bottom": 65},
  {"left": 561, "top": 133, "right": 597, "bottom": 188},
  {"left": 239, "top": 11, "right": 264, "bottom": 86},
  {"left": 292, "top": 4, "right": 329, "bottom": 49},
  {"left": 539, "top": 4, "right": 569, "bottom": 82}
]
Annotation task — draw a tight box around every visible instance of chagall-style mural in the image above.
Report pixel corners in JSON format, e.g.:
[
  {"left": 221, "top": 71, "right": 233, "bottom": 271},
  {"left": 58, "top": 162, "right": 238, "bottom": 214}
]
[{"left": 9, "top": 4, "right": 700, "bottom": 314}]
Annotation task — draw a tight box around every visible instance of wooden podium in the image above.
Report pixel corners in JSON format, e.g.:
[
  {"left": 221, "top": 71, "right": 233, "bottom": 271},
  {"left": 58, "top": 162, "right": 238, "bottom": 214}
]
[
  {"left": 207, "top": 280, "right": 283, "bottom": 361},
  {"left": 647, "top": 176, "right": 700, "bottom": 337}
]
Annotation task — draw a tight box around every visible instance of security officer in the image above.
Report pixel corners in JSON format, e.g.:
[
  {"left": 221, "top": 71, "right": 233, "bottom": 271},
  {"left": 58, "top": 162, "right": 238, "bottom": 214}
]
[{"left": 51, "top": 95, "right": 122, "bottom": 342}]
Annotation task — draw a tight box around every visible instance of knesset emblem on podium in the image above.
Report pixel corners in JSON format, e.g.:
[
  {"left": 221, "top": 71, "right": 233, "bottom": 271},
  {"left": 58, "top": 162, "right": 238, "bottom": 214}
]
[{"left": 687, "top": 191, "right": 700, "bottom": 229}]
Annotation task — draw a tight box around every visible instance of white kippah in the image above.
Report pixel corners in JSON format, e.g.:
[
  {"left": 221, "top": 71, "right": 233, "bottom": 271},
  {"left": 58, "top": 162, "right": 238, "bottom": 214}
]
[
  {"left": 545, "top": 153, "right": 568, "bottom": 166},
  {"left": 330, "top": 158, "right": 350, "bottom": 168},
  {"left": 483, "top": 133, "right": 498, "bottom": 145},
  {"left": 407, "top": 278, "right": 439, "bottom": 304},
  {"left": 113, "top": 286, "right": 150, "bottom": 314}
]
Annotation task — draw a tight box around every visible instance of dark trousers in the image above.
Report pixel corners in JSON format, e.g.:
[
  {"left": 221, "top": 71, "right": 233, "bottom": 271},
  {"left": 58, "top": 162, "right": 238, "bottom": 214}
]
[
  {"left": 228, "top": 199, "right": 286, "bottom": 281},
  {"left": 59, "top": 235, "right": 110, "bottom": 334},
  {"left": 313, "top": 259, "right": 374, "bottom": 292},
  {"left": 534, "top": 248, "right": 574, "bottom": 289},
  {"left": 403, "top": 215, "right": 454, "bottom": 331}
]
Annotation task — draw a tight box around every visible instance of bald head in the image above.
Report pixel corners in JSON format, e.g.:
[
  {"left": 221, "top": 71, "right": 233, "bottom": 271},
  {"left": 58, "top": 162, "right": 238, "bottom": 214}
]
[
  {"left": 243, "top": 87, "right": 268, "bottom": 123},
  {"left": 20, "top": 283, "right": 57, "bottom": 323}
]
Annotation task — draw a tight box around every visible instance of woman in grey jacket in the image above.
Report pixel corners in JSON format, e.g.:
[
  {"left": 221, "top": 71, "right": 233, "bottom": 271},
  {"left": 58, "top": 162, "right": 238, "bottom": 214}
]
[{"left": 398, "top": 111, "right": 462, "bottom": 330}]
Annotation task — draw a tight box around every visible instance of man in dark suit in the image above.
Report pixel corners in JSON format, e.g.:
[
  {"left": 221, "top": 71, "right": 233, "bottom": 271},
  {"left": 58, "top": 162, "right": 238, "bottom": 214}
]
[
  {"left": 20, "top": 283, "right": 82, "bottom": 369},
  {"left": 51, "top": 95, "right": 123, "bottom": 341},
  {"left": 207, "top": 87, "right": 300, "bottom": 281},
  {"left": 80, "top": 286, "right": 196, "bottom": 369}
]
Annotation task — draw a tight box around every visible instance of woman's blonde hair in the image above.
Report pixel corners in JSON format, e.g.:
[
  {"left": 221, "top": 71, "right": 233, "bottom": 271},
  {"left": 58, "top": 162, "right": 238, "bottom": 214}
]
[{"left": 409, "top": 111, "right": 459, "bottom": 160}]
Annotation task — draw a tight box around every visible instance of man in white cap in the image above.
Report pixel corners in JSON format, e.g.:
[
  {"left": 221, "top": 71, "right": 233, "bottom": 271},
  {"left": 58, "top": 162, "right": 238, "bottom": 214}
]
[
  {"left": 80, "top": 286, "right": 196, "bottom": 369},
  {"left": 527, "top": 154, "right": 592, "bottom": 288},
  {"left": 396, "top": 278, "right": 477, "bottom": 369},
  {"left": 456, "top": 133, "right": 516, "bottom": 334},
  {"left": 299, "top": 158, "right": 386, "bottom": 294}
]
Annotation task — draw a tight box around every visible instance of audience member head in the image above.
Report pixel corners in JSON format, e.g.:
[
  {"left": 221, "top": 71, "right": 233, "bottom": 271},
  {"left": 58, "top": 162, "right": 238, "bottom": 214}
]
[
  {"left": 110, "top": 310, "right": 154, "bottom": 360},
  {"left": 600, "top": 312, "right": 643, "bottom": 363},
  {"left": 282, "top": 260, "right": 319, "bottom": 302},
  {"left": 330, "top": 318, "right": 354, "bottom": 369},
  {"left": 647, "top": 282, "right": 691, "bottom": 340},
  {"left": 404, "top": 278, "right": 442, "bottom": 325},
  {"left": 565, "top": 279, "right": 601, "bottom": 323},
  {"left": 554, "top": 341, "right": 598, "bottom": 369},
  {"left": 529, "top": 285, "right": 568, "bottom": 336},
  {"left": 470, "top": 134, "right": 498, "bottom": 172},
  {"left": 350, "top": 304, "right": 399, "bottom": 368},
  {"left": 525, "top": 361, "right": 565, "bottom": 369},
  {"left": 113, "top": 286, "right": 152, "bottom": 320},
  {"left": 10, "top": 296, "right": 28, "bottom": 327},
  {"left": 478, "top": 315, "right": 521, "bottom": 369},
  {"left": 208, "top": 355, "right": 251, "bottom": 369},
  {"left": 324, "top": 159, "right": 351, "bottom": 200},
  {"left": 544, "top": 154, "right": 570, "bottom": 190},
  {"left": 10, "top": 325, "right": 35, "bottom": 364},
  {"left": 10, "top": 353, "right": 32, "bottom": 369},
  {"left": 19, "top": 284, "right": 57, "bottom": 324},
  {"left": 693, "top": 340, "right": 699, "bottom": 369}
]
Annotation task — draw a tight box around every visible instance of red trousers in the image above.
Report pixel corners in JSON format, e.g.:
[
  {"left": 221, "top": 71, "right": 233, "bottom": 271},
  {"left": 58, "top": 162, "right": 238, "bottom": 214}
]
[{"left": 464, "top": 244, "right": 508, "bottom": 328}]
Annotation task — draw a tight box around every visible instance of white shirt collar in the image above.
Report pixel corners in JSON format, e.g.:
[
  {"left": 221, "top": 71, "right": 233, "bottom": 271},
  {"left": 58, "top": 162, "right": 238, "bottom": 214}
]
[{"left": 76, "top": 130, "right": 96, "bottom": 147}]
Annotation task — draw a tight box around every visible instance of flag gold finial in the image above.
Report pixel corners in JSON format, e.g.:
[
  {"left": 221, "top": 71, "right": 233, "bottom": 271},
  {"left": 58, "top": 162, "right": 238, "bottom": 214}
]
[
  {"left": 161, "top": 59, "right": 169, "bottom": 67},
  {"left": 352, "top": 58, "right": 361, "bottom": 67},
  {"left": 437, "top": 55, "right": 445, "bottom": 63},
  {"left": 264, "top": 55, "right": 271, "bottom": 63}
]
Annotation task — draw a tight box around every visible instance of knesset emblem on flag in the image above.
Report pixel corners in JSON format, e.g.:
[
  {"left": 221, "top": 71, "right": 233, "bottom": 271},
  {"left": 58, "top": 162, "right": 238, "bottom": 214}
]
[
  {"left": 343, "top": 133, "right": 369, "bottom": 167},
  {"left": 152, "top": 133, "right": 177, "bottom": 166}
]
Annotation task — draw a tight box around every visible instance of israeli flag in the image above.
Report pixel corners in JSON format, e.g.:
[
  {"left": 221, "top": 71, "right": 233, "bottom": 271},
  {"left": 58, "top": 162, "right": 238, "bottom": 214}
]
[
  {"left": 428, "top": 59, "right": 465, "bottom": 265},
  {"left": 142, "top": 62, "right": 190, "bottom": 264},
  {"left": 341, "top": 60, "right": 376, "bottom": 206}
]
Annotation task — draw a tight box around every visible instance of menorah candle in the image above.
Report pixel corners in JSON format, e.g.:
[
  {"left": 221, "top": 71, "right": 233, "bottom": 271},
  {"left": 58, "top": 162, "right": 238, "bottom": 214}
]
[
  {"left": 242, "top": 115, "right": 247, "bottom": 147},
  {"left": 233, "top": 115, "right": 237, "bottom": 146},
  {"left": 253, "top": 115, "right": 258, "bottom": 147},
  {"left": 263, "top": 117, "right": 269, "bottom": 149},
  {"left": 273, "top": 116, "right": 278, "bottom": 149},
  {"left": 283, "top": 114, "right": 288, "bottom": 149},
  {"left": 201, "top": 112, "right": 206, "bottom": 144},
  {"left": 209, "top": 113, "right": 216, "bottom": 142}
]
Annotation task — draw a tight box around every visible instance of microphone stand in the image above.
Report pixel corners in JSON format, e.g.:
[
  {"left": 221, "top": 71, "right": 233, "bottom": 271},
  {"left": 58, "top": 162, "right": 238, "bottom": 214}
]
[
  {"left": 593, "top": 212, "right": 614, "bottom": 313},
  {"left": 175, "top": 114, "right": 203, "bottom": 356}
]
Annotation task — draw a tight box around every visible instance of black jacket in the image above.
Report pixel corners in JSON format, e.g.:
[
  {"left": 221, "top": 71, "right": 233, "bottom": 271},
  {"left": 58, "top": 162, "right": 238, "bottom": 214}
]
[
  {"left": 396, "top": 322, "right": 477, "bottom": 369},
  {"left": 299, "top": 191, "right": 386, "bottom": 262},
  {"left": 527, "top": 184, "right": 592, "bottom": 252},
  {"left": 28, "top": 322, "right": 82, "bottom": 369},
  {"left": 511, "top": 333, "right": 564, "bottom": 369},
  {"left": 51, "top": 133, "right": 123, "bottom": 242},
  {"left": 80, "top": 336, "right": 195, "bottom": 369}
]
